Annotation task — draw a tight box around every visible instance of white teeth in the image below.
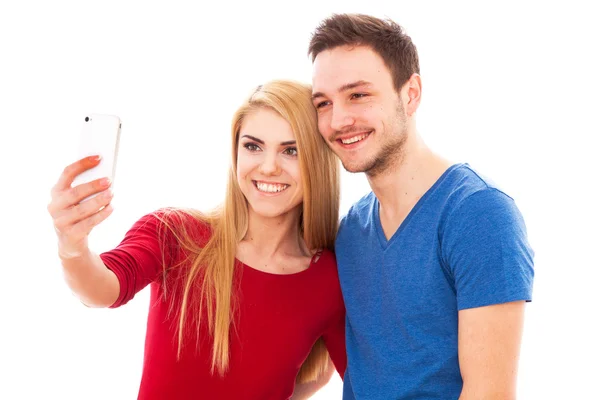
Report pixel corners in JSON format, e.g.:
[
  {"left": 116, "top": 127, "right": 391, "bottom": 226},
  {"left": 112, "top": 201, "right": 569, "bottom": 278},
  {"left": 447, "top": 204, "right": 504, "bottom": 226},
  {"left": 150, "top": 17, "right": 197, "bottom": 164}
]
[
  {"left": 255, "top": 182, "right": 289, "bottom": 193},
  {"left": 341, "top": 133, "right": 369, "bottom": 144}
]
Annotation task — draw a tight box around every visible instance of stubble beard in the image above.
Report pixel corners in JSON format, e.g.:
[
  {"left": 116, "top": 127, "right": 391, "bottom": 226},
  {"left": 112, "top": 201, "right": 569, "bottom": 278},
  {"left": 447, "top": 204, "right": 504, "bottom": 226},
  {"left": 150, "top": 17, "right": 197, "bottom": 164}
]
[{"left": 341, "top": 102, "right": 408, "bottom": 178}]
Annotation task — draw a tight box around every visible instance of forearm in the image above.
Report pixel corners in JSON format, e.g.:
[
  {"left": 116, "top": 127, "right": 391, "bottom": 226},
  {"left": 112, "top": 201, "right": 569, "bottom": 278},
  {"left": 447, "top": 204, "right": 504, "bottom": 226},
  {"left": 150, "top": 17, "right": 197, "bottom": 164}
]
[
  {"left": 459, "top": 386, "right": 516, "bottom": 400},
  {"left": 291, "top": 359, "right": 335, "bottom": 399},
  {"left": 61, "top": 249, "right": 119, "bottom": 308},
  {"left": 291, "top": 380, "right": 322, "bottom": 400},
  {"left": 458, "top": 302, "right": 524, "bottom": 400}
]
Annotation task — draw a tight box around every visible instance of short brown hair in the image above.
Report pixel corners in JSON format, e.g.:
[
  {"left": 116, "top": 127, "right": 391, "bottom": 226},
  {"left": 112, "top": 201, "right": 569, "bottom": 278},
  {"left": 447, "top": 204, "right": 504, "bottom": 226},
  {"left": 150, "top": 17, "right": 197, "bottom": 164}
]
[{"left": 308, "top": 13, "right": 420, "bottom": 91}]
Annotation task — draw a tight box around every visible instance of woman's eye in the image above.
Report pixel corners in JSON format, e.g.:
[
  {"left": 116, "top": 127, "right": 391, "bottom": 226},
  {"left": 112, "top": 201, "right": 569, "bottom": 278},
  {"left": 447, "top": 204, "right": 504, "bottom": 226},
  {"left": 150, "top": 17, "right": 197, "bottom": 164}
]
[
  {"left": 244, "top": 143, "right": 260, "bottom": 152},
  {"left": 284, "top": 147, "right": 298, "bottom": 156}
]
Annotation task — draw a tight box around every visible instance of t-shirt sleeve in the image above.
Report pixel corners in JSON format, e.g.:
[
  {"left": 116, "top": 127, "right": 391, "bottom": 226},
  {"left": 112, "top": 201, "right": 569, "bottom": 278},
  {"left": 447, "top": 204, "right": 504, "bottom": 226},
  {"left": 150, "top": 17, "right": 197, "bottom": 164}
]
[
  {"left": 100, "top": 212, "right": 168, "bottom": 308},
  {"left": 441, "top": 188, "right": 535, "bottom": 310}
]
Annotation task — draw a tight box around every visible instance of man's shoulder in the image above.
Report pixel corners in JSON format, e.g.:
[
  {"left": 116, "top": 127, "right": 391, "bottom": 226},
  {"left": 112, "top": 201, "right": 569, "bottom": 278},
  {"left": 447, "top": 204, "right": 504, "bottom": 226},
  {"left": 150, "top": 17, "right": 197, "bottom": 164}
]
[
  {"left": 339, "top": 191, "right": 376, "bottom": 227},
  {"left": 441, "top": 163, "right": 515, "bottom": 212},
  {"left": 440, "top": 164, "right": 525, "bottom": 235}
]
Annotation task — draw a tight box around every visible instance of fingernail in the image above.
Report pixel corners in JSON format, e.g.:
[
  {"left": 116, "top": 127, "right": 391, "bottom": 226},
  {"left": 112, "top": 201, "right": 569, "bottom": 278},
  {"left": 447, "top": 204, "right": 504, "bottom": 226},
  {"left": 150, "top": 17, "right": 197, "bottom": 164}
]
[
  {"left": 90, "top": 155, "right": 102, "bottom": 162},
  {"left": 101, "top": 177, "right": 112, "bottom": 187}
]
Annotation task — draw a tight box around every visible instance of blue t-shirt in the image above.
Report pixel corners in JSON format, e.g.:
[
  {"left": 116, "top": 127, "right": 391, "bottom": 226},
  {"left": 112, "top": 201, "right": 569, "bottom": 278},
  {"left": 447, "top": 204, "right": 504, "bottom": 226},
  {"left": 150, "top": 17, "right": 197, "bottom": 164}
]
[{"left": 336, "top": 163, "right": 534, "bottom": 400}]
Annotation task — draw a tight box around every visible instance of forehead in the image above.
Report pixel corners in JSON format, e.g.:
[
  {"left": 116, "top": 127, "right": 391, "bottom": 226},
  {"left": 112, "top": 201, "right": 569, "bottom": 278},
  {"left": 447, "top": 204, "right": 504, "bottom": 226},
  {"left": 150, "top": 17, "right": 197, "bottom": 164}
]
[
  {"left": 240, "top": 107, "right": 294, "bottom": 141},
  {"left": 312, "top": 45, "right": 393, "bottom": 95}
]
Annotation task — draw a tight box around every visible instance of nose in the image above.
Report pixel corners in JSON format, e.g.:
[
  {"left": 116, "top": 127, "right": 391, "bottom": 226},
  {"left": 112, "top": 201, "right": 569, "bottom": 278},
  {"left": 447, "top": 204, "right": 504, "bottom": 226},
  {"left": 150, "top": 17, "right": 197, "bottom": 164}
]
[
  {"left": 330, "top": 103, "right": 355, "bottom": 132},
  {"left": 258, "top": 152, "right": 281, "bottom": 176}
]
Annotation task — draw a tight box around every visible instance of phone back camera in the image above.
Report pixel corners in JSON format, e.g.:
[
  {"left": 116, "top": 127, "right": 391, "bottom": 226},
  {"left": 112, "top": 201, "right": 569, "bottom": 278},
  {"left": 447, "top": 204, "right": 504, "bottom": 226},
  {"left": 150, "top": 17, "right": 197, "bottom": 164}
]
[{"left": 85, "top": 117, "right": 90, "bottom": 122}]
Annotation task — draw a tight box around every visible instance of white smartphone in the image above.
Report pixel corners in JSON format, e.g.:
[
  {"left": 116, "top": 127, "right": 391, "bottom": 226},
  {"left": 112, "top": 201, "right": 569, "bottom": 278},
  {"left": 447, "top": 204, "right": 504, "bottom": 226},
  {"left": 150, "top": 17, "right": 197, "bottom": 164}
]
[{"left": 72, "top": 114, "right": 122, "bottom": 197}]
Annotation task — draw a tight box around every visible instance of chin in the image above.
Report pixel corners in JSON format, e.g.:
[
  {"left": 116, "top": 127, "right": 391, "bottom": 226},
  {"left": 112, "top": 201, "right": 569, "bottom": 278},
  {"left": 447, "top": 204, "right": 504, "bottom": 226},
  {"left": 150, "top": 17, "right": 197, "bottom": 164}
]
[
  {"left": 249, "top": 202, "right": 300, "bottom": 219},
  {"left": 254, "top": 208, "right": 286, "bottom": 218},
  {"left": 341, "top": 159, "right": 374, "bottom": 174}
]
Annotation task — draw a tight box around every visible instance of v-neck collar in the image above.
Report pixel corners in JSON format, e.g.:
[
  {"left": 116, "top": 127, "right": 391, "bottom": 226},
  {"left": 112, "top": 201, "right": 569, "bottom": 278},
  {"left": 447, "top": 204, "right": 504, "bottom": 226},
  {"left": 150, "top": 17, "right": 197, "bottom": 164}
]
[{"left": 373, "top": 164, "right": 463, "bottom": 250}]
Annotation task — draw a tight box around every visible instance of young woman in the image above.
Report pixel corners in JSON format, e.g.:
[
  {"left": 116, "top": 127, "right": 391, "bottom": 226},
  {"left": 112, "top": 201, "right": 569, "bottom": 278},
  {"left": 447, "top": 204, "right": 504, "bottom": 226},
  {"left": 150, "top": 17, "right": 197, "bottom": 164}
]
[{"left": 47, "top": 80, "right": 346, "bottom": 399}]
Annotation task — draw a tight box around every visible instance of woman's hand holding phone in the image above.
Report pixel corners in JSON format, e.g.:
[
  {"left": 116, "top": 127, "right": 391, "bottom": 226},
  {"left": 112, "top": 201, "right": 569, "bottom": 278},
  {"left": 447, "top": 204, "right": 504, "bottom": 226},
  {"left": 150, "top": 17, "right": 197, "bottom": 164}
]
[{"left": 47, "top": 156, "right": 114, "bottom": 260}]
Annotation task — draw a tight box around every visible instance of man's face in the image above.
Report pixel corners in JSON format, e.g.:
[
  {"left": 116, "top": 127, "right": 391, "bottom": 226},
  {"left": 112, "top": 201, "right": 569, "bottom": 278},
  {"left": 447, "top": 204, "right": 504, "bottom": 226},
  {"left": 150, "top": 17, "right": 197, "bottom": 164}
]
[{"left": 312, "top": 45, "right": 408, "bottom": 176}]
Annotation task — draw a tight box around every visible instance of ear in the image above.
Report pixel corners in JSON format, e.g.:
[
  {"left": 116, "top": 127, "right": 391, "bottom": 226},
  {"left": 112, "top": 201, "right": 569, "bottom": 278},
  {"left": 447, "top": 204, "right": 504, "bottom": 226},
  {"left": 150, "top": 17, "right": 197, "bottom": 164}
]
[{"left": 404, "top": 73, "right": 422, "bottom": 117}]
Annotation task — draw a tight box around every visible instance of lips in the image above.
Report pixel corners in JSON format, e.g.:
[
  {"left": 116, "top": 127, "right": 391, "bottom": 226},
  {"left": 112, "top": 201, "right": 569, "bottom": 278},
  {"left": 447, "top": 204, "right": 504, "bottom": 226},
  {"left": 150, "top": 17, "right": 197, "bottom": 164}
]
[
  {"left": 252, "top": 180, "right": 290, "bottom": 193},
  {"left": 336, "top": 130, "right": 372, "bottom": 146}
]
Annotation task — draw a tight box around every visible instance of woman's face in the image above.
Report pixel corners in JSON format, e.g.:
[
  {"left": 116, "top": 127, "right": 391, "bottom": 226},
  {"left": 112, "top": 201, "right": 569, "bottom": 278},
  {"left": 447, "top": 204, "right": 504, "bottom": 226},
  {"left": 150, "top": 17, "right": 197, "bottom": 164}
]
[{"left": 236, "top": 108, "right": 304, "bottom": 219}]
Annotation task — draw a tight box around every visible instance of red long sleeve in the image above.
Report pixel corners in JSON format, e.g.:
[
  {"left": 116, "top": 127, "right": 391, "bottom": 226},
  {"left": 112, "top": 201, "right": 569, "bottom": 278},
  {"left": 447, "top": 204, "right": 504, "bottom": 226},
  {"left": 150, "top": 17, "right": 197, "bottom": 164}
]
[{"left": 99, "top": 212, "right": 346, "bottom": 399}]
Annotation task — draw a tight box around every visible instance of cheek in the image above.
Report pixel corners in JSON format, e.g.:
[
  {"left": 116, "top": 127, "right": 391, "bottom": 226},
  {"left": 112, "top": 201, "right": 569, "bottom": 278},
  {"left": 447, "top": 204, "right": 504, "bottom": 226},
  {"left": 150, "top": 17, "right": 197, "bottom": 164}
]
[
  {"left": 236, "top": 153, "right": 252, "bottom": 183},
  {"left": 317, "top": 113, "right": 331, "bottom": 135},
  {"left": 292, "top": 166, "right": 302, "bottom": 186},
  {"left": 357, "top": 104, "right": 377, "bottom": 122},
  {"left": 280, "top": 158, "right": 303, "bottom": 188},
  {"left": 357, "top": 107, "right": 385, "bottom": 133},
  {"left": 289, "top": 163, "right": 303, "bottom": 195}
]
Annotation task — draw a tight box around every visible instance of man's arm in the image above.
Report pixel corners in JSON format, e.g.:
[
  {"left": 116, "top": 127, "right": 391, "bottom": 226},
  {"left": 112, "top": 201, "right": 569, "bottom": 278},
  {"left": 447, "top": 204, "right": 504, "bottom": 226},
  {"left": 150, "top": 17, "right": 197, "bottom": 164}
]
[{"left": 458, "top": 301, "right": 526, "bottom": 400}]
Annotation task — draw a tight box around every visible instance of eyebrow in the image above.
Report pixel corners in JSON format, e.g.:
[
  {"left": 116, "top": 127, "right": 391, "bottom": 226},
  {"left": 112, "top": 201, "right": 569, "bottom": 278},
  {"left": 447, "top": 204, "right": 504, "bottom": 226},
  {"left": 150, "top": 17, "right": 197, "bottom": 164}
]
[
  {"left": 241, "top": 135, "right": 296, "bottom": 146},
  {"left": 312, "top": 80, "right": 373, "bottom": 100}
]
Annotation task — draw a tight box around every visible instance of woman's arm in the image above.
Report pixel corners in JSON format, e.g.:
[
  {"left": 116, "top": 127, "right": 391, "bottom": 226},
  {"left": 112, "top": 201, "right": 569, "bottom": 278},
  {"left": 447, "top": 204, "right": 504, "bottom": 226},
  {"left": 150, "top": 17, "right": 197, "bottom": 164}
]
[
  {"left": 48, "top": 156, "right": 119, "bottom": 307},
  {"left": 291, "top": 358, "right": 335, "bottom": 400},
  {"left": 61, "top": 249, "right": 120, "bottom": 307}
]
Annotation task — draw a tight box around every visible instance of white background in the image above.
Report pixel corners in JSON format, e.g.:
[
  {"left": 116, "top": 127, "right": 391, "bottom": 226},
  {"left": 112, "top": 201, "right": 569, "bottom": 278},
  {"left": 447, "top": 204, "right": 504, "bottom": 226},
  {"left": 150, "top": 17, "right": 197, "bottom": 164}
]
[{"left": 1, "top": 1, "right": 598, "bottom": 399}]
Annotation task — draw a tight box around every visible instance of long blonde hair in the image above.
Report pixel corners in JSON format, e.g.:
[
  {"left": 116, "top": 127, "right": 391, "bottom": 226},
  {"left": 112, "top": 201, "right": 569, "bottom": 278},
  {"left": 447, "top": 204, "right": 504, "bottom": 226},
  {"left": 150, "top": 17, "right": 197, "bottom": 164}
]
[{"left": 156, "top": 80, "right": 340, "bottom": 383}]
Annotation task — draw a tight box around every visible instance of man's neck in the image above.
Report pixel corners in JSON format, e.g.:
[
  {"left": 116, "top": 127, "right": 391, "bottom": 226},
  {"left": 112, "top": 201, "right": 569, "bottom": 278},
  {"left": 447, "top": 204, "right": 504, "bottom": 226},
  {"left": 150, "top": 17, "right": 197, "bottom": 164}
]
[{"left": 367, "top": 132, "right": 451, "bottom": 220}]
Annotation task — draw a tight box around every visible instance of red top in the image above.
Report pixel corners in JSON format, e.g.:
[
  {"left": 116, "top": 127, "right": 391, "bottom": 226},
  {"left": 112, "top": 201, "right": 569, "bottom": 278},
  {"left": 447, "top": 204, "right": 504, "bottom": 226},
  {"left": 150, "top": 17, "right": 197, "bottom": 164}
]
[{"left": 99, "top": 212, "right": 346, "bottom": 400}]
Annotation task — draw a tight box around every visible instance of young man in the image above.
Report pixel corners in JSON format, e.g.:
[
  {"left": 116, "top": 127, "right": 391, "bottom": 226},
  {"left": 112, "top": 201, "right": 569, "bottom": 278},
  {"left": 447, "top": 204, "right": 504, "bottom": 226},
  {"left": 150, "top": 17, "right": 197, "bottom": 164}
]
[{"left": 308, "top": 14, "right": 534, "bottom": 400}]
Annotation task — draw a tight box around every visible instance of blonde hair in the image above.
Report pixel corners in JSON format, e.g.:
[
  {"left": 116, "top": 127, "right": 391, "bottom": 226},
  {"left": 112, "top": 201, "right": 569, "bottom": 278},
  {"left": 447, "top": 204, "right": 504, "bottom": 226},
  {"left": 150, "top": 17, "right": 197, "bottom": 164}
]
[{"left": 156, "top": 80, "right": 340, "bottom": 383}]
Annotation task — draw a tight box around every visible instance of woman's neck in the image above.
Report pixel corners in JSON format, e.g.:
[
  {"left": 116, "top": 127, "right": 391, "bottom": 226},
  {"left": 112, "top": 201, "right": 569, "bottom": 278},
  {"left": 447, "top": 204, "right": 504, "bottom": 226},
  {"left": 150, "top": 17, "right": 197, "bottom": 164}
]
[{"left": 242, "top": 206, "right": 307, "bottom": 258}]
